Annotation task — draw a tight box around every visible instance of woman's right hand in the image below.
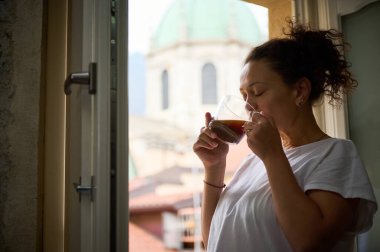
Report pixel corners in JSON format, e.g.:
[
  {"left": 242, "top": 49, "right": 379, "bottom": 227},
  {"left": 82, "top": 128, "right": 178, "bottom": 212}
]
[{"left": 193, "top": 112, "right": 229, "bottom": 170}]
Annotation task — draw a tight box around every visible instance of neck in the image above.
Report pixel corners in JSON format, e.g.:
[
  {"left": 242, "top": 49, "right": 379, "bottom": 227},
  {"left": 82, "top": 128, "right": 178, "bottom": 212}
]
[{"left": 279, "top": 109, "right": 329, "bottom": 149}]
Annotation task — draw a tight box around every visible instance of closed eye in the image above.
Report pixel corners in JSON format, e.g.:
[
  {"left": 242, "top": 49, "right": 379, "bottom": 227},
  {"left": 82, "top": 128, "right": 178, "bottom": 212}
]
[{"left": 254, "top": 90, "right": 265, "bottom": 97}]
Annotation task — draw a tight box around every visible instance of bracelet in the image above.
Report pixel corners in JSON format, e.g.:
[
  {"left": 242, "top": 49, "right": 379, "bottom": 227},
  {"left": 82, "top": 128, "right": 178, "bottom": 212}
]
[{"left": 203, "top": 180, "right": 226, "bottom": 189}]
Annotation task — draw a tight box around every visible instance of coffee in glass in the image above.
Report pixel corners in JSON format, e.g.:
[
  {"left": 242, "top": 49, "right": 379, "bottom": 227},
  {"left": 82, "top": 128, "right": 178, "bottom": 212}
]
[{"left": 208, "top": 95, "right": 254, "bottom": 144}]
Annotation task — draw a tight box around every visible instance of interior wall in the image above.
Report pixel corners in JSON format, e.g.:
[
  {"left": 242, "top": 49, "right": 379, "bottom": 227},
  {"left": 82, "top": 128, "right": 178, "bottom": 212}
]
[
  {"left": 342, "top": 2, "right": 380, "bottom": 250},
  {"left": 242, "top": 0, "right": 293, "bottom": 38},
  {"left": 0, "top": 0, "right": 44, "bottom": 251}
]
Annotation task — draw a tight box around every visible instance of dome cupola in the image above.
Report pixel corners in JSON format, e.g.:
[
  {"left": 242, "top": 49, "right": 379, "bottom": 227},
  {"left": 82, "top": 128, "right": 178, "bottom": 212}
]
[{"left": 151, "top": 0, "right": 264, "bottom": 51}]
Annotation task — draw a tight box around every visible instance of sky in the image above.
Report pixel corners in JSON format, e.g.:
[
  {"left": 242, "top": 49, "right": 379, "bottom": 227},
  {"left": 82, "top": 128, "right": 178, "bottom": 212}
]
[
  {"left": 129, "top": 0, "right": 175, "bottom": 54},
  {"left": 128, "top": 0, "right": 268, "bottom": 54}
]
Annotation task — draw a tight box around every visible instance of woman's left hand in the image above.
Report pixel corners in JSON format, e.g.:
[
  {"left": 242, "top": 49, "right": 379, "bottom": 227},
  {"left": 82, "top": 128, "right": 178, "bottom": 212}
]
[{"left": 244, "top": 112, "right": 283, "bottom": 161}]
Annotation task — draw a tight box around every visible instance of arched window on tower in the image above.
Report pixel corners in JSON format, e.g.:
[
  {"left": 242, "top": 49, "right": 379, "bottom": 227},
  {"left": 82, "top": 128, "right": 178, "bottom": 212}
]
[
  {"left": 202, "top": 63, "right": 217, "bottom": 104},
  {"left": 162, "top": 70, "right": 169, "bottom": 109}
]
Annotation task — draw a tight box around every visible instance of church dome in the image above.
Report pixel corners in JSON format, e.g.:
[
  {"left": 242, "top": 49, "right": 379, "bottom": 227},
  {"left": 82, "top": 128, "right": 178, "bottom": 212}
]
[{"left": 151, "top": 0, "right": 264, "bottom": 51}]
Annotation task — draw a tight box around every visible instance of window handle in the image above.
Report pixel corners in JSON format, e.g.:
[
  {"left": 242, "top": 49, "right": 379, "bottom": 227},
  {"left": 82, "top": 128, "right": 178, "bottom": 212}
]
[{"left": 64, "top": 62, "right": 96, "bottom": 95}]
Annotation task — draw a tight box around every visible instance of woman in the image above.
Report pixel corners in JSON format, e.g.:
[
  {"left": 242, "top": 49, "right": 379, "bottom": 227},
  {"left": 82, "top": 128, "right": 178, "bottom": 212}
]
[{"left": 193, "top": 21, "right": 377, "bottom": 252}]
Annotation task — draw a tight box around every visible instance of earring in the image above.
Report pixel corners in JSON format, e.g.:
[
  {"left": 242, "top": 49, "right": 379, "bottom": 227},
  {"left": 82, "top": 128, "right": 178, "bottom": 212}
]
[{"left": 298, "top": 98, "right": 304, "bottom": 107}]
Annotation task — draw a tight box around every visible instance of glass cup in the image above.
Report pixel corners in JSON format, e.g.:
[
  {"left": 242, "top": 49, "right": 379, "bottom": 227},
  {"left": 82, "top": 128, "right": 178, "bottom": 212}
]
[{"left": 208, "top": 95, "right": 255, "bottom": 144}]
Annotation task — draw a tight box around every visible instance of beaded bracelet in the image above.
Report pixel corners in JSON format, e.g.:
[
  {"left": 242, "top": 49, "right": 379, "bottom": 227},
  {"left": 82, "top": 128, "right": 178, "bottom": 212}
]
[{"left": 203, "top": 180, "right": 226, "bottom": 189}]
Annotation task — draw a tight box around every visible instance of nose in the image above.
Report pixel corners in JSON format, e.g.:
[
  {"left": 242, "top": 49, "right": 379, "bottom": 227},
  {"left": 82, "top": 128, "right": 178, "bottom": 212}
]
[{"left": 245, "top": 97, "right": 258, "bottom": 112}]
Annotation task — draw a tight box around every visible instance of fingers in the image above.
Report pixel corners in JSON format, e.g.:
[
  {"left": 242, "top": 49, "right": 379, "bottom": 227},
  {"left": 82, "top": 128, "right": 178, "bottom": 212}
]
[
  {"left": 258, "top": 111, "right": 276, "bottom": 127},
  {"left": 205, "top": 112, "right": 212, "bottom": 127},
  {"left": 201, "top": 127, "right": 218, "bottom": 145},
  {"left": 244, "top": 112, "right": 268, "bottom": 136},
  {"left": 194, "top": 124, "right": 219, "bottom": 151},
  {"left": 244, "top": 112, "right": 262, "bottom": 130},
  {"left": 194, "top": 137, "right": 219, "bottom": 151},
  {"left": 248, "top": 110, "right": 261, "bottom": 121},
  {"left": 250, "top": 111, "right": 263, "bottom": 122},
  {"left": 200, "top": 122, "right": 217, "bottom": 139},
  {"left": 244, "top": 128, "right": 253, "bottom": 134}
]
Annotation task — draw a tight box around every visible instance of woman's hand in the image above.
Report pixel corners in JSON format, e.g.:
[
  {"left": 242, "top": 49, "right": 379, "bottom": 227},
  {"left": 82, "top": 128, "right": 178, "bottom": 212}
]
[
  {"left": 244, "top": 112, "right": 283, "bottom": 161},
  {"left": 193, "top": 112, "right": 229, "bottom": 170}
]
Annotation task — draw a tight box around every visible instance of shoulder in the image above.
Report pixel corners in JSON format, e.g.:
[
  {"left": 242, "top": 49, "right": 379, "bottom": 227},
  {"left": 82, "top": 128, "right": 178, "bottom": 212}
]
[
  {"left": 286, "top": 138, "right": 359, "bottom": 164},
  {"left": 328, "top": 138, "right": 356, "bottom": 150},
  {"left": 303, "top": 138, "right": 370, "bottom": 192},
  {"left": 317, "top": 138, "right": 359, "bottom": 160},
  {"left": 292, "top": 138, "right": 364, "bottom": 186}
]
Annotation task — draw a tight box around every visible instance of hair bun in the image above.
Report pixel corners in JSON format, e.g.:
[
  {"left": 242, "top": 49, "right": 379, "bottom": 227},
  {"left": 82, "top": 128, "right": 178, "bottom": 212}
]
[{"left": 245, "top": 19, "right": 357, "bottom": 105}]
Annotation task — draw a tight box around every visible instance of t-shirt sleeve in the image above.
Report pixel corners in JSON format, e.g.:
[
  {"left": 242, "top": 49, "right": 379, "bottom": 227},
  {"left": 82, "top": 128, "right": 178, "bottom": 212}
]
[{"left": 303, "top": 143, "right": 378, "bottom": 234}]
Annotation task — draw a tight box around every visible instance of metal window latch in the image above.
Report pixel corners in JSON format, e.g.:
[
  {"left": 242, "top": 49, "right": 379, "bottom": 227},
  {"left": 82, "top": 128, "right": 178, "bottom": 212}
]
[
  {"left": 73, "top": 176, "right": 94, "bottom": 202},
  {"left": 64, "top": 62, "right": 97, "bottom": 95}
]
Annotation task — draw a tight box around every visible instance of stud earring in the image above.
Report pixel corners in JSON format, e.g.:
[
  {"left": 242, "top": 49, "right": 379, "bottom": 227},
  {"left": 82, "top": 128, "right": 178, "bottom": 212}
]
[{"left": 298, "top": 98, "right": 304, "bottom": 107}]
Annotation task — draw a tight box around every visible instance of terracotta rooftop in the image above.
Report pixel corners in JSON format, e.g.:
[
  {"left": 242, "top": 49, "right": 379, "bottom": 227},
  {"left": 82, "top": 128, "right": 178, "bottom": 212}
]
[
  {"left": 129, "top": 142, "right": 252, "bottom": 214},
  {"left": 129, "top": 176, "right": 147, "bottom": 191},
  {"left": 129, "top": 192, "right": 195, "bottom": 213},
  {"left": 129, "top": 222, "right": 176, "bottom": 252}
]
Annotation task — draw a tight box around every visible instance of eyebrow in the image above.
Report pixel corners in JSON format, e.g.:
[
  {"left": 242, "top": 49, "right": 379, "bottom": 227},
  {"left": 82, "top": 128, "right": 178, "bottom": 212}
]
[
  {"left": 240, "top": 81, "right": 266, "bottom": 90},
  {"left": 249, "top": 81, "right": 266, "bottom": 86}
]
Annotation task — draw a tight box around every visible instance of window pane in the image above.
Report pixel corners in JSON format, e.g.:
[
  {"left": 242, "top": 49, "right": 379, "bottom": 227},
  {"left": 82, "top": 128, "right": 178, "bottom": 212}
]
[
  {"left": 202, "top": 63, "right": 217, "bottom": 104},
  {"left": 128, "top": 0, "right": 268, "bottom": 250},
  {"left": 162, "top": 70, "right": 169, "bottom": 109}
]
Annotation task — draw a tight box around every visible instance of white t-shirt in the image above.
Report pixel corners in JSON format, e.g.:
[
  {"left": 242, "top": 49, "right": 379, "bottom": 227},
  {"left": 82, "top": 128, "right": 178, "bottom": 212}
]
[{"left": 207, "top": 138, "right": 377, "bottom": 252}]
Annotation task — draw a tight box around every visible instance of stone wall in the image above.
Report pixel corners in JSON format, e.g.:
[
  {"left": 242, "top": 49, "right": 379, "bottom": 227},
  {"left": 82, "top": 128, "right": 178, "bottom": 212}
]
[{"left": 0, "top": 0, "right": 44, "bottom": 251}]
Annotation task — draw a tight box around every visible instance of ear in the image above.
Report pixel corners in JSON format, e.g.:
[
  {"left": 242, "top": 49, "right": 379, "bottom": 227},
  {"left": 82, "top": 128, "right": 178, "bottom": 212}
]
[{"left": 293, "top": 77, "right": 311, "bottom": 107}]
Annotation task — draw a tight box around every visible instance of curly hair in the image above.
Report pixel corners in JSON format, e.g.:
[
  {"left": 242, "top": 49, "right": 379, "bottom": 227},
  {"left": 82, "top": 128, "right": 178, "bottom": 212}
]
[{"left": 244, "top": 20, "right": 358, "bottom": 105}]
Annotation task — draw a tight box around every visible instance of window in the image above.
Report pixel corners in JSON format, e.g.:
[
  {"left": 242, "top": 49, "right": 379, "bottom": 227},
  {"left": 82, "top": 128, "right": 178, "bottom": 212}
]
[
  {"left": 128, "top": 1, "right": 269, "bottom": 250},
  {"left": 162, "top": 70, "right": 169, "bottom": 109},
  {"left": 202, "top": 63, "right": 217, "bottom": 104}
]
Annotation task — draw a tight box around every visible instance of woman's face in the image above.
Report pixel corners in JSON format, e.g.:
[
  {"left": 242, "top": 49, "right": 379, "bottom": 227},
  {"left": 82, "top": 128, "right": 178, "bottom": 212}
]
[{"left": 240, "top": 60, "right": 299, "bottom": 130}]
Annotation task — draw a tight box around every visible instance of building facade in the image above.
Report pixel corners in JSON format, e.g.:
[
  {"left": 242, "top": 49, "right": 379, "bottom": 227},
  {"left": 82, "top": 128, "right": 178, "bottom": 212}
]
[{"left": 145, "top": 0, "right": 266, "bottom": 133}]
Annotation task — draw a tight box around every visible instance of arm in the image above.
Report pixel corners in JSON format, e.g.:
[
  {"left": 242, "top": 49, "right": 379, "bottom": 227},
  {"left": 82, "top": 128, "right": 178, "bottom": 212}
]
[
  {"left": 263, "top": 153, "right": 355, "bottom": 251},
  {"left": 193, "top": 112, "right": 229, "bottom": 248},
  {"left": 245, "top": 114, "right": 355, "bottom": 251},
  {"left": 201, "top": 163, "right": 226, "bottom": 247}
]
